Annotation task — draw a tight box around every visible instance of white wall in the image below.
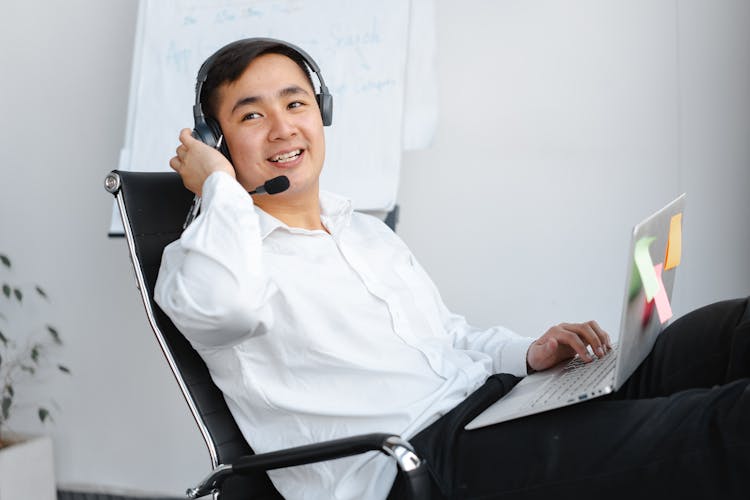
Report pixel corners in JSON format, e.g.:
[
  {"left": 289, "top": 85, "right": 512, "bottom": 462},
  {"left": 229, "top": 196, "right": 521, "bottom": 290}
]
[
  {"left": 0, "top": 0, "right": 208, "bottom": 494},
  {"left": 0, "top": 0, "right": 747, "bottom": 496},
  {"left": 399, "top": 0, "right": 750, "bottom": 338}
]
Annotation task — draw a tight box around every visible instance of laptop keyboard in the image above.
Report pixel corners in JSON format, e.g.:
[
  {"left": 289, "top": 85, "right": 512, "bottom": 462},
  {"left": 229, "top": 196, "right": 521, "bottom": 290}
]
[{"left": 530, "top": 348, "right": 617, "bottom": 408}]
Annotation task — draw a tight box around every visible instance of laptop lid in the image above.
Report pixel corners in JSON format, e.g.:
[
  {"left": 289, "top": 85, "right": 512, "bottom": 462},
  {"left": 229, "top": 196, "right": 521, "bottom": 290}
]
[{"left": 612, "top": 193, "right": 686, "bottom": 389}]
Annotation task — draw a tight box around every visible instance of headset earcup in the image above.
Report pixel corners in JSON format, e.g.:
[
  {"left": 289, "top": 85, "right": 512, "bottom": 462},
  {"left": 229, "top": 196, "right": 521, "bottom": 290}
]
[
  {"left": 206, "top": 117, "right": 233, "bottom": 162},
  {"left": 192, "top": 115, "right": 218, "bottom": 147},
  {"left": 317, "top": 92, "right": 333, "bottom": 126}
]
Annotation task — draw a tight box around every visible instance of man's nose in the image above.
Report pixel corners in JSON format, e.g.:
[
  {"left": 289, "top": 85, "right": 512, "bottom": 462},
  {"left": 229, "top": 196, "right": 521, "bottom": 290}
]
[{"left": 268, "top": 112, "right": 297, "bottom": 140}]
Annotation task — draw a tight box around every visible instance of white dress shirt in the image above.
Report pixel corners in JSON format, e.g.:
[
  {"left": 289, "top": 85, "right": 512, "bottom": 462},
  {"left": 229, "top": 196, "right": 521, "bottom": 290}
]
[{"left": 155, "top": 172, "right": 534, "bottom": 500}]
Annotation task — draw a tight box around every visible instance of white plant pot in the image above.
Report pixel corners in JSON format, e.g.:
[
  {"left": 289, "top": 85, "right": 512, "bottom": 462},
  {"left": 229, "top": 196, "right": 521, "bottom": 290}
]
[{"left": 0, "top": 434, "right": 56, "bottom": 500}]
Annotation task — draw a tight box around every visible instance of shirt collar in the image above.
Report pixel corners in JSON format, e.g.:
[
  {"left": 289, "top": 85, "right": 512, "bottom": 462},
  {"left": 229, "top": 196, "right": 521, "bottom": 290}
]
[{"left": 255, "top": 190, "right": 353, "bottom": 239}]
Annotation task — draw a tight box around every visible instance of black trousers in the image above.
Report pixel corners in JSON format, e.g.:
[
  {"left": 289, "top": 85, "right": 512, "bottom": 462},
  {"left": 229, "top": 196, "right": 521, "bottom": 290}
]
[{"left": 391, "top": 297, "right": 750, "bottom": 499}]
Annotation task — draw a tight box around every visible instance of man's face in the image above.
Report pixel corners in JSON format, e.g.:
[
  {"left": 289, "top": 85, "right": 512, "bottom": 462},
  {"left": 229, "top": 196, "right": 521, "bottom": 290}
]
[{"left": 215, "top": 53, "right": 325, "bottom": 203}]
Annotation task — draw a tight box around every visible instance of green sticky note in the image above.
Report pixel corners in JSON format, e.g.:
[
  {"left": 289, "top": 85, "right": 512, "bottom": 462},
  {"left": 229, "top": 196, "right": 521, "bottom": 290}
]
[
  {"left": 634, "top": 236, "right": 660, "bottom": 301},
  {"left": 627, "top": 263, "right": 643, "bottom": 302}
]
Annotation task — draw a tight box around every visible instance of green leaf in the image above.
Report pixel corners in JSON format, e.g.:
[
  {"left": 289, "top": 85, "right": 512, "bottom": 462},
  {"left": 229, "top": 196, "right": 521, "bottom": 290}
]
[
  {"left": 1, "top": 397, "right": 10, "bottom": 420},
  {"left": 35, "top": 286, "right": 48, "bottom": 299},
  {"left": 58, "top": 364, "right": 71, "bottom": 374},
  {"left": 0, "top": 255, "right": 9, "bottom": 268},
  {"left": 47, "top": 326, "right": 61, "bottom": 345},
  {"left": 30, "top": 346, "right": 40, "bottom": 364},
  {"left": 13, "top": 288, "right": 22, "bottom": 302},
  {"left": 38, "top": 408, "right": 50, "bottom": 423},
  {"left": 2, "top": 285, "right": 10, "bottom": 299}
]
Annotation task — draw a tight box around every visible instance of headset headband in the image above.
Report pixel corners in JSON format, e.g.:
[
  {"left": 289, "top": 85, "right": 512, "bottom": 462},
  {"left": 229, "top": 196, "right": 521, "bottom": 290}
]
[{"left": 193, "top": 37, "right": 331, "bottom": 113}]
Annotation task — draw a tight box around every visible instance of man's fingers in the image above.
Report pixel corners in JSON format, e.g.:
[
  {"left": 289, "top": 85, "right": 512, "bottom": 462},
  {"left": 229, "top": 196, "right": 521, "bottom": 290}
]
[
  {"left": 579, "top": 322, "right": 605, "bottom": 357},
  {"left": 579, "top": 320, "right": 612, "bottom": 354},
  {"left": 529, "top": 320, "right": 614, "bottom": 372},
  {"left": 179, "top": 128, "right": 195, "bottom": 144},
  {"left": 555, "top": 327, "right": 594, "bottom": 361},
  {"left": 590, "top": 320, "right": 612, "bottom": 350},
  {"left": 561, "top": 322, "right": 606, "bottom": 358}
]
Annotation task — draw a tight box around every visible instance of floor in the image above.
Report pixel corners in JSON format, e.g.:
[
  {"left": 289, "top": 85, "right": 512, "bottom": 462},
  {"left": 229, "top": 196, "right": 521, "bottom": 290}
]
[{"left": 57, "top": 490, "right": 182, "bottom": 500}]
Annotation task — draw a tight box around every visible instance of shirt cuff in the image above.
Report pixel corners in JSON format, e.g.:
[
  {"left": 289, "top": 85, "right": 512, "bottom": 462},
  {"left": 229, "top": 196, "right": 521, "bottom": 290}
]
[
  {"left": 499, "top": 335, "right": 536, "bottom": 377},
  {"left": 201, "top": 171, "right": 247, "bottom": 207}
]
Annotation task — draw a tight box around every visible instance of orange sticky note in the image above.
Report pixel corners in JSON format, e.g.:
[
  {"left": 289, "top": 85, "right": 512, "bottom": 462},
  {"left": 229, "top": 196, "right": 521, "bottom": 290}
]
[
  {"left": 664, "top": 213, "right": 682, "bottom": 270},
  {"left": 653, "top": 263, "right": 673, "bottom": 324}
]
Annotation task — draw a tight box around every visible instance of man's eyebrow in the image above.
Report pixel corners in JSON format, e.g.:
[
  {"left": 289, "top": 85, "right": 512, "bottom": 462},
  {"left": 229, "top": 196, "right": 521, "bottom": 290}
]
[
  {"left": 231, "top": 85, "right": 311, "bottom": 114},
  {"left": 278, "top": 84, "right": 310, "bottom": 98},
  {"left": 231, "top": 95, "right": 260, "bottom": 114}
]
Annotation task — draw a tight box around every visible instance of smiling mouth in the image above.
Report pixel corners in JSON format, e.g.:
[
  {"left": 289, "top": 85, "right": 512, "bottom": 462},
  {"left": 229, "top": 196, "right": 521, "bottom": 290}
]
[{"left": 268, "top": 149, "right": 302, "bottom": 163}]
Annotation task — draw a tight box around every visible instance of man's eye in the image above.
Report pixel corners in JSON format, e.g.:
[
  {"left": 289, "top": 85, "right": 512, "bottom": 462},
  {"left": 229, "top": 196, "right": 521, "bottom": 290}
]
[
  {"left": 242, "top": 112, "right": 262, "bottom": 121},
  {"left": 288, "top": 101, "right": 304, "bottom": 109}
]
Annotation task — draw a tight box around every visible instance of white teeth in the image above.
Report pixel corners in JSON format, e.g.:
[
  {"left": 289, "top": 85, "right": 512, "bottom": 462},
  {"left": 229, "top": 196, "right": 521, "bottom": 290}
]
[{"left": 270, "top": 149, "right": 301, "bottom": 163}]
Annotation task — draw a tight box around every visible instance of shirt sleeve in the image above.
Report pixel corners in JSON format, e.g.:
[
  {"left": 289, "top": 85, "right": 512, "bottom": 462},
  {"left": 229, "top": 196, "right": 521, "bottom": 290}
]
[
  {"left": 154, "top": 171, "right": 277, "bottom": 349},
  {"left": 410, "top": 253, "right": 534, "bottom": 377}
]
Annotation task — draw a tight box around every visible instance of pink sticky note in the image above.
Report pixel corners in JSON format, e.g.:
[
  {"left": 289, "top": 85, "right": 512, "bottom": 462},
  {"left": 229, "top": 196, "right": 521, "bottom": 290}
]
[{"left": 653, "top": 263, "right": 673, "bottom": 324}]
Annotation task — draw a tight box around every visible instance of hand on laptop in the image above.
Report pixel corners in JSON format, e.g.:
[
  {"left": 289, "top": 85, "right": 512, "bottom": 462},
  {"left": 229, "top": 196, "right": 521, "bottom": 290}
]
[{"left": 526, "top": 321, "right": 612, "bottom": 373}]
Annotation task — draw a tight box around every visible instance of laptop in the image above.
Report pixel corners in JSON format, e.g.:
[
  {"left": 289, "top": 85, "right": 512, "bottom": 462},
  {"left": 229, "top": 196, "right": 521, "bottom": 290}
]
[{"left": 466, "top": 193, "right": 686, "bottom": 430}]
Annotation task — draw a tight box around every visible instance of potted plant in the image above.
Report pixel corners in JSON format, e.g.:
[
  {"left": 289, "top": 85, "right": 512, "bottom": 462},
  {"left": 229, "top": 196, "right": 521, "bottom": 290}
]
[{"left": 0, "top": 252, "right": 70, "bottom": 500}]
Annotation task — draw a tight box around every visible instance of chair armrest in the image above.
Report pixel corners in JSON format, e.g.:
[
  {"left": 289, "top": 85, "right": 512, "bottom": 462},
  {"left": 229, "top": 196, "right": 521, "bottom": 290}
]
[{"left": 187, "top": 433, "right": 428, "bottom": 499}]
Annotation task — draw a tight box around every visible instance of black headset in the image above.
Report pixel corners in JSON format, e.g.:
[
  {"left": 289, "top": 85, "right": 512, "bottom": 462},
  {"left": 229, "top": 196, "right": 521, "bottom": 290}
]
[{"left": 192, "top": 37, "right": 334, "bottom": 161}]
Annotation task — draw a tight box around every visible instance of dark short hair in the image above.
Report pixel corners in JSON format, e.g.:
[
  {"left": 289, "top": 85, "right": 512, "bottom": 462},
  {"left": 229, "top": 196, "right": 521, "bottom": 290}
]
[{"left": 200, "top": 40, "right": 315, "bottom": 119}]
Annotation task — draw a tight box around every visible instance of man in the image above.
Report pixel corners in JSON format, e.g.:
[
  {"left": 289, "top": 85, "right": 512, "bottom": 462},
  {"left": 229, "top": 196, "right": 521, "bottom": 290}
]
[{"left": 156, "top": 39, "right": 750, "bottom": 499}]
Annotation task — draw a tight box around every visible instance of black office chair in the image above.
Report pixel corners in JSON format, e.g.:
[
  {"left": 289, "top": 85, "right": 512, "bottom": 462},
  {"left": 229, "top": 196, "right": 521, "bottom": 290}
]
[{"left": 104, "top": 170, "right": 429, "bottom": 499}]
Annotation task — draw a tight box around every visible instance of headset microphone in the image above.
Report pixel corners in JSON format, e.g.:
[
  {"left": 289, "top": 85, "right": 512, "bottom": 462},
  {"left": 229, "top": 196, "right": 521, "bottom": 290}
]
[{"left": 249, "top": 175, "right": 290, "bottom": 195}]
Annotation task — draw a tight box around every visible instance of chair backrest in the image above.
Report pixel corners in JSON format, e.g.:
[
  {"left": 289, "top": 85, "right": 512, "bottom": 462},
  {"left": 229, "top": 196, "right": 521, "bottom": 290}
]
[{"left": 106, "top": 170, "right": 282, "bottom": 500}]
